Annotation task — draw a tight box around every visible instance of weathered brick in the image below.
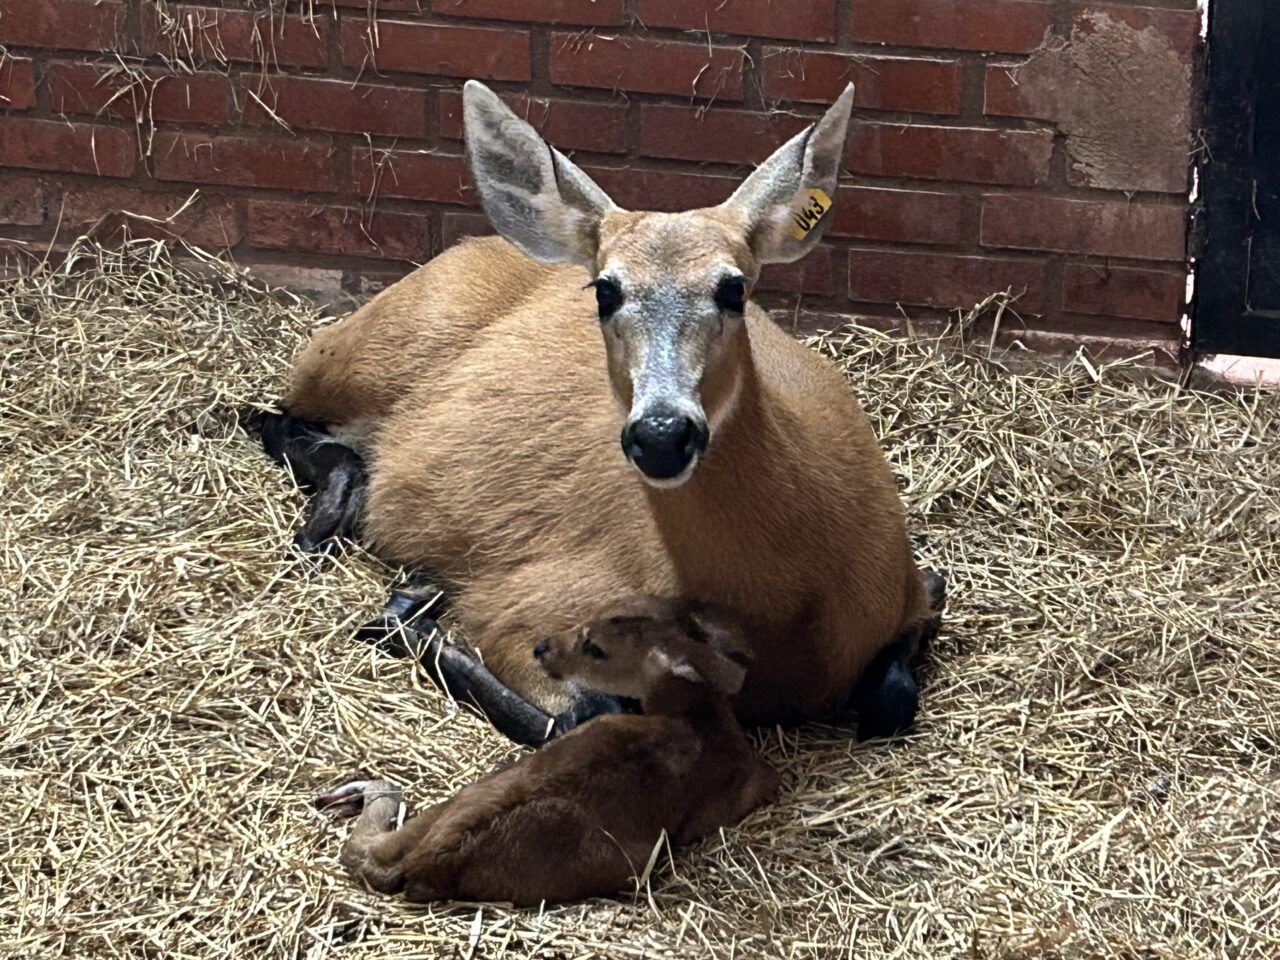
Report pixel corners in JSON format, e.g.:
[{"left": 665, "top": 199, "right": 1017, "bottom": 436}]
[
  {"left": 1075, "top": 4, "right": 1201, "bottom": 56},
  {"left": 639, "top": 105, "right": 809, "bottom": 165},
  {"left": 154, "top": 134, "right": 339, "bottom": 192},
  {"left": 638, "top": 0, "right": 837, "bottom": 42},
  {"left": 760, "top": 49, "right": 962, "bottom": 115},
  {"left": 441, "top": 211, "right": 495, "bottom": 248},
  {"left": 551, "top": 33, "right": 744, "bottom": 100},
  {"left": 436, "top": 0, "right": 625, "bottom": 26},
  {"left": 241, "top": 76, "right": 429, "bottom": 139},
  {"left": 758, "top": 245, "right": 837, "bottom": 296},
  {"left": 0, "top": 119, "right": 135, "bottom": 178},
  {"left": 0, "top": 0, "right": 126, "bottom": 53},
  {"left": 981, "top": 196, "right": 1185, "bottom": 260},
  {"left": 341, "top": 19, "right": 530, "bottom": 80},
  {"left": 0, "top": 58, "right": 36, "bottom": 110},
  {"left": 61, "top": 186, "right": 244, "bottom": 248},
  {"left": 849, "top": 249, "right": 1046, "bottom": 311},
  {"left": 49, "top": 64, "right": 230, "bottom": 125},
  {"left": 0, "top": 174, "right": 45, "bottom": 225},
  {"left": 582, "top": 166, "right": 738, "bottom": 212},
  {"left": 249, "top": 263, "right": 347, "bottom": 301},
  {"left": 142, "top": 5, "right": 330, "bottom": 68},
  {"left": 849, "top": 124, "right": 1053, "bottom": 186},
  {"left": 353, "top": 149, "right": 474, "bottom": 205},
  {"left": 830, "top": 187, "right": 965, "bottom": 246},
  {"left": 439, "top": 90, "right": 627, "bottom": 154},
  {"left": 1062, "top": 263, "right": 1186, "bottom": 322},
  {"left": 851, "top": 0, "right": 1053, "bottom": 53},
  {"left": 249, "top": 200, "right": 431, "bottom": 260}
]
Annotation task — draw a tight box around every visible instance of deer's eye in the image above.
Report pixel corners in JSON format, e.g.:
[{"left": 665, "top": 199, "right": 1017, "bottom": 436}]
[
  {"left": 581, "top": 638, "right": 609, "bottom": 660},
  {"left": 591, "top": 278, "right": 623, "bottom": 320},
  {"left": 714, "top": 276, "right": 747, "bottom": 314}
]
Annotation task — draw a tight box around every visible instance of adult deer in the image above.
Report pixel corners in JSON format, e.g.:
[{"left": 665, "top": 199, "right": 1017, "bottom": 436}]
[{"left": 262, "top": 80, "right": 944, "bottom": 745}]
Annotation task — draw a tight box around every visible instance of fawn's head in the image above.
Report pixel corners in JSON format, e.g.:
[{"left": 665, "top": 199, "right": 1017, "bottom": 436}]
[
  {"left": 532, "top": 597, "right": 753, "bottom": 701},
  {"left": 463, "top": 80, "right": 855, "bottom": 488}
]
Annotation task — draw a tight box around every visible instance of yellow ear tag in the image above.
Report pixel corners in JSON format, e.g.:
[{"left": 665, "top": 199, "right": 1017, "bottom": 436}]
[{"left": 789, "top": 187, "right": 833, "bottom": 241}]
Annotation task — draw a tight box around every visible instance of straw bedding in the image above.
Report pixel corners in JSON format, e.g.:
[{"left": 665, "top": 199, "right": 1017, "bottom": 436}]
[{"left": 2, "top": 239, "right": 1277, "bottom": 960}]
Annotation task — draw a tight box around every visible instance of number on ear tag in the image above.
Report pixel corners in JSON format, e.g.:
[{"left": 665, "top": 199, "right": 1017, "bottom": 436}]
[{"left": 789, "top": 188, "right": 833, "bottom": 241}]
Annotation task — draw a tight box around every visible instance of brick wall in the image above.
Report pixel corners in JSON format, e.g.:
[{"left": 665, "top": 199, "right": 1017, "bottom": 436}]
[{"left": 0, "top": 0, "right": 1200, "bottom": 348}]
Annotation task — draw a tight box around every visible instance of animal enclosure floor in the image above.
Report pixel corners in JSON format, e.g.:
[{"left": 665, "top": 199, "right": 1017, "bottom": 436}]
[{"left": 3, "top": 242, "right": 1278, "bottom": 960}]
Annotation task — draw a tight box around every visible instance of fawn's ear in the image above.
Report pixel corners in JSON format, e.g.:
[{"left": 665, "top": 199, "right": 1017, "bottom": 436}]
[
  {"left": 685, "top": 607, "right": 753, "bottom": 669},
  {"left": 664, "top": 646, "right": 748, "bottom": 697},
  {"left": 717, "top": 83, "right": 854, "bottom": 265},
  {"left": 463, "top": 80, "right": 617, "bottom": 268}
]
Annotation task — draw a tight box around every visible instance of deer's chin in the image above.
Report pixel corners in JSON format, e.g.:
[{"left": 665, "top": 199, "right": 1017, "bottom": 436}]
[{"left": 632, "top": 453, "right": 700, "bottom": 490}]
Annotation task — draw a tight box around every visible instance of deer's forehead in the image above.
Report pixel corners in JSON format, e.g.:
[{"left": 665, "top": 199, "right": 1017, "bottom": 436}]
[{"left": 598, "top": 211, "right": 751, "bottom": 285}]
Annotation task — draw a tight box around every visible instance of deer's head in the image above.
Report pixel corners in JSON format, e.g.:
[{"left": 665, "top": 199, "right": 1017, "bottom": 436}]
[{"left": 463, "top": 80, "right": 854, "bottom": 488}]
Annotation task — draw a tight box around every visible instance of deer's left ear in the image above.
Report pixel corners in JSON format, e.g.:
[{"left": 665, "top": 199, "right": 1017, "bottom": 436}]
[{"left": 718, "top": 83, "right": 854, "bottom": 265}]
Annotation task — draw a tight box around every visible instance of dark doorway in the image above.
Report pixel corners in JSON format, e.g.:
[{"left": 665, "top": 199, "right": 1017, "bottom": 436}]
[{"left": 1195, "top": 0, "right": 1280, "bottom": 357}]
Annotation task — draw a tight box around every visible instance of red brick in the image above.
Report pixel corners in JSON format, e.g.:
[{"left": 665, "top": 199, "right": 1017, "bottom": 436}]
[
  {"left": 61, "top": 186, "right": 244, "bottom": 248},
  {"left": 1061, "top": 262, "right": 1185, "bottom": 322},
  {"left": 849, "top": 249, "right": 1046, "bottom": 311},
  {"left": 0, "top": 174, "right": 44, "bottom": 225},
  {"left": 436, "top": 0, "right": 624, "bottom": 26},
  {"left": 639, "top": 105, "right": 809, "bottom": 165},
  {"left": 248, "top": 200, "right": 431, "bottom": 260},
  {"left": 583, "top": 166, "right": 738, "bottom": 212},
  {"left": 441, "top": 211, "right": 494, "bottom": 247},
  {"left": 154, "top": 134, "right": 339, "bottom": 192},
  {"left": 638, "top": 0, "right": 837, "bottom": 42},
  {"left": 0, "top": 0, "right": 126, "bottom": 53},
  {"left": 329, "top": 0, "right": 421, "bottom": 9},
  {"left": 983, "top": 64, "right": 1034, "bottom": 117},
  {"left": 241, "top": 76, "right": 429, "bottom": 139},
  {"left": 551, "top": 33, "right": 744, "bottom": 101},
  {"left": 0, "top": 119, "right": 134, "bottom": 178},
  {"left": 849, "top": 124, "right": 1053, "bottom": 186},
  {"left": 142, "top": 5, "right": 329, "bottom": 68},
  {"left": 1075, "top": 4, "right": 1201, "bottom": 57},
  {"left": 0, "top": 58, "right": 35, "bottom": 110},
  {"left": 981, "top": 196, "right": 1185, "bottom": 260},
  {"left": 760, "top": 49, "right": 961, "bottom": 115},
  {"left": 852, "top": 0, "right": 1053, "bottom": 53},
  {"left": 439, "top": 89, "right": 626, "bottom": 154},
  {"left": 48, "top": 64, "right": 230, "bottom": 125},
  {"left": 353, "top": 149, "right": 474, "bottom": 205},
  {"left": 758, "top": 245, "right": 836, "bottom": 296},
  {"left": 830, "top": 187, "right": 965, "bottom": 246},
  {"left": 341, "top": 20, "right": 530, "bottom": 81}
]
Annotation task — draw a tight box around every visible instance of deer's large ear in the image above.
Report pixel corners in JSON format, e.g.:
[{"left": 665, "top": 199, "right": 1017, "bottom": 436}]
[
  {"left": 718, "top": 83, "right": 855, "bottom": 266},
  {"left": 463, "top": 80, "right": 617, "bottom": 268}
]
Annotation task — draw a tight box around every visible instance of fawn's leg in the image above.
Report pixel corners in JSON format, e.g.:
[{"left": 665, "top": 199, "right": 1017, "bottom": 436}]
[{"left": 316, "top": 779, "right": 447, "bottom": 895}]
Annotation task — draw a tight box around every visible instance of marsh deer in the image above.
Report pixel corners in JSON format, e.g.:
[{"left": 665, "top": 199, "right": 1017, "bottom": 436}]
[
  {"left": 263, "top": 80, "right": 944, "bottom": 744},
  {"left": 316, "top": 598, "right": 778, "bottom": 905}
]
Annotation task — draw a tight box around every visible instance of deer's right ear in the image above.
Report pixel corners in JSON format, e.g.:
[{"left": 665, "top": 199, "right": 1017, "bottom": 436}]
[
  {"left": 463, "top": 80, "right": 617, "bottom": 268},
  {"left": 717, "top": 83, "right": 855, "bottom": 266}
]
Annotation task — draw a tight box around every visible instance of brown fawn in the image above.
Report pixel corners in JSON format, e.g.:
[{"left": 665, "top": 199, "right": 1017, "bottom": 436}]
[
  {"left": 316, "top": 598, "right": 778, "bottom": 905},
  {"left": 263, "top": 80, "right": 944, "bottom": 744}
]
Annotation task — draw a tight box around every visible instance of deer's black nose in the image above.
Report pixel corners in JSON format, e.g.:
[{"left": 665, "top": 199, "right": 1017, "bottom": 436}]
[{"left": 621, "top": 410, "right": 708, "bottom": 481}]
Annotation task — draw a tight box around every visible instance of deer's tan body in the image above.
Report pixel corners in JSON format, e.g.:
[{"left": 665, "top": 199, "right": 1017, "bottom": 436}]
[
  {"left": 284, "top": 81, "right": 931, "bottom": 724},
  {"left": 287, "top": 234, "right": 927, "bottom": 721}
]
